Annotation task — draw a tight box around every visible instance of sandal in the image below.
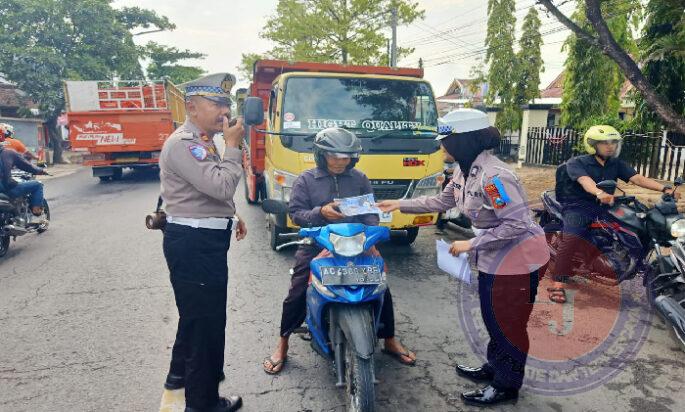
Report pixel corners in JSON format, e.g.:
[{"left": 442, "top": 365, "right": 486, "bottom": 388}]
[
  {"left": 262, "top": 356, "right": 287, "bottom": 375},
  {"left": 547, "top": 287, "right": 567, "bottom": 304},
  {"left": 381, "top": 348, "right": 416, "bottom": 366}
]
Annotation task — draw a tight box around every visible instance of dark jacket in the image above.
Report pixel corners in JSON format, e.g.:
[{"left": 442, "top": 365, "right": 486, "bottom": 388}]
[
  {"left": 0, "top": 147, "right": 44, "bottom": 190},
  {"left": 289, "top": 167, "right": 380, "bottom": 228}
]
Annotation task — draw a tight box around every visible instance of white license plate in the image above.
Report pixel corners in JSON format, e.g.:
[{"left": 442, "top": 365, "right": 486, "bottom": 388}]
[
  {"left": 380, "top": 212, "right": 393, "bottom": 223},
  {"left": 320, "top": 265, "right": 382, "bottom": 285}
]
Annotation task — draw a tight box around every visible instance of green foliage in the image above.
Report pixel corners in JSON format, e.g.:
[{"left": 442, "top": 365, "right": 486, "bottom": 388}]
[
  {"left": 560, "top": 1, "right": 639, "bottom": 128},
  {"left": 0, "top": 0, "right": 174, "bottom": 121},
  {"left": 485, "top": 0, "right": 518, "bottom": 131},
  {"left": 143, "top": 42, "right": 205, "bottom": 84},
  {"left": 634, "top": 0, "right": 685, "bottom": 129},
  {"left": 515, "top": 7, "right": 544, "bottom": 106},
  {"left": 259, "top": 0, "right": 423, "bottom": 65}
]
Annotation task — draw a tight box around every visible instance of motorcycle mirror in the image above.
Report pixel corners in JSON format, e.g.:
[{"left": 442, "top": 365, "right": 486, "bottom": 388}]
[
  {"left": 243, "top": 97, "right": 264, "bottom": 126},
  {"left": 262, "top": 199, "right": 288, "bottom": 215},
  {"left": 596, "top": 180, "right": 617, "bottom": 194},
  {"left": 675, "top": 177, "right": 683, "bottom": 187}
]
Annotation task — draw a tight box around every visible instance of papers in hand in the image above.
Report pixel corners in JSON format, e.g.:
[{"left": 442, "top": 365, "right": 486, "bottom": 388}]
[
  {"left": 436, "top": 239, "right": 471, "bottom": 284},
  {"left": 335, "top": 193, "right": 382, "bottom": 216}
]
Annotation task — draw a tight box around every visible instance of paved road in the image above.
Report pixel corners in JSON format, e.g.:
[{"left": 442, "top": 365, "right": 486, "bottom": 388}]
[{"left": 0, "top": 168, "right": 683, "bottom": 412}]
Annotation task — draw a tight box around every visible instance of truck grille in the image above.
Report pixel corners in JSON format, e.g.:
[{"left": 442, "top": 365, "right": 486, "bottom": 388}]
[{"left": 371, "top": 180, "right": 412, "bottom": 200}]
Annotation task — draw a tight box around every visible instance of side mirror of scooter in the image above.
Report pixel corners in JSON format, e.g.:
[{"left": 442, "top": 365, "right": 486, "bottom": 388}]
[
  {"left": 596, "top": 180, "right": 618, "bottom": 195},
  {"left": 243, "top": 97, "right": 265, "bottom": 126},
  {"left": 674, "top": 177, "right": 683, "bottom": 187},
  {"left": 262, "top": 199, "right": 288, "bottom": 215}
]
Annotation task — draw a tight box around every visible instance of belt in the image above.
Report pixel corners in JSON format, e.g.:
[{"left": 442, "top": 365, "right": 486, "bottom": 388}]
[{"left": 167, "top": 216, "right": 236, "bottom": 230}]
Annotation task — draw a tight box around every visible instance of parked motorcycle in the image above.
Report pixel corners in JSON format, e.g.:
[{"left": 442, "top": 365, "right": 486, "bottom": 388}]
[
  {"left": 536, "top": 177, "right": 685, "bottom": 349},
  {"left": 263, "top": 199, "right": 388, "bottom": 412},
  {"left": 0, "top": 170, "right": 50, "bottom": 257}
]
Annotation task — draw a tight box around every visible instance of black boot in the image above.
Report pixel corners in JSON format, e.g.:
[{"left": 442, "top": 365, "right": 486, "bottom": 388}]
[
  {"left": 164, "top": 371, "right": 226, "bottom": 390},
  {"left": 184, "top": 396, "right": 242, "bottom": 412},
  {"left": 455, "top": 364, "right": 494, "bottom": 382},
  {"left": 461, "top": 385, "right": 518, "bottom": 406}
]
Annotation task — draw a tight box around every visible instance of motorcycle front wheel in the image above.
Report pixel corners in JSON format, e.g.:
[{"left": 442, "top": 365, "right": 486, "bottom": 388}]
[
  {"left": 345, "top": 338, "right": 375, "bottom": 412},
  {"left": 0, "top": 235, "right": 9, "bottom": 257}
]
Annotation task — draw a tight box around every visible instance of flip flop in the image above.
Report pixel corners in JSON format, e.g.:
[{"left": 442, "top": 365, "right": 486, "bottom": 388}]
[
  {"left": 381, "top": 348, "right": 416, "bottom": 366},
  {"left": 262, "top": 356, "right": 287, "bottom": 375},
  {"left": 547, "top": 287, "right": 567, "bottom": 304}
]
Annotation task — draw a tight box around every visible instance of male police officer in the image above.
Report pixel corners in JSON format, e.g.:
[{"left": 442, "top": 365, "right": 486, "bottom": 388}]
[{"left": 159, "top": 73, "right": 247, "bottom": 412}]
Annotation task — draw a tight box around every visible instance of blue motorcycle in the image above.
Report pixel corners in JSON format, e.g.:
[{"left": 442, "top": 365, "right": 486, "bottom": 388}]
[{"left": 263, "top": 200, "right": 389, "bottom": 412}]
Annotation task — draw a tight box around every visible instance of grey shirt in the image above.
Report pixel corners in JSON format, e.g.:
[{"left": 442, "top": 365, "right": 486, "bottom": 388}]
[
  {"left": 289, "top": 167, "right": 380, "bottom": 228},
  {"left": 159, "top": 119, "right": 242, "bottom": 218}
]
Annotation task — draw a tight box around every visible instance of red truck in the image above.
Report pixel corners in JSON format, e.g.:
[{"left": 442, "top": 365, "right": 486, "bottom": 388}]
[{"left": 64, "top": 80, "right": 185, "bottom": 181}]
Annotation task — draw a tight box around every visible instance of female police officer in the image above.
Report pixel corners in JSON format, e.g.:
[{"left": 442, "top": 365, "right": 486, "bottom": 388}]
[{"left": 378, "top": 109, "right": 549, "bottom": 406}]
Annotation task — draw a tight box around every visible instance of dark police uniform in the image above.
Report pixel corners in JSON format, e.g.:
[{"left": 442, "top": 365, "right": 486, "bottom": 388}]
[
  {"left": 159, "top": 73, "right": 242, "bottom": 410},
  {"left": 554, "top": 154, "right": 638, "bottom": 278}
]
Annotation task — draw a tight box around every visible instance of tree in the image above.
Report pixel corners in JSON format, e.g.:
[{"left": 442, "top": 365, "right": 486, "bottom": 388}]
[
  {"left": 515, "top": 7, "right": 544, "bottom": 108},
  {"left": 634, "top": 0, "right": 685, "bottom": 130},
  {"left": 0, "top": 0, "right": 176, "bottom": 162},
  {"left": 485, "top": 0, "right": 518, "bottom": 131},
  {"left": 260, "top": 0, "right": 423, "bottom": 65},
  {"left": 559, "top": 2, "right": 635, "bottom": 127},
  {"left": 143, "top": 42, "right": 205, "bottom": 84},
  {"left": 538, "top": 0, "right": 685, "bottom": 134}
]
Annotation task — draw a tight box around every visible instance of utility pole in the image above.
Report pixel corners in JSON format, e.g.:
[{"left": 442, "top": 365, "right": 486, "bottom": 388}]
[
  {"left": 390, "top": 5, "right": 398, "bottom": 67},
  {"left": 387, "top": 39, "right": 391, "bottom": 67}
]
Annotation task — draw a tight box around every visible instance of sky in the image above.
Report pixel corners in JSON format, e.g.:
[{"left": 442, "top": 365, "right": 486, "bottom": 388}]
[{"left": 113, "top": 0, "right": 578, "bottom": 97}]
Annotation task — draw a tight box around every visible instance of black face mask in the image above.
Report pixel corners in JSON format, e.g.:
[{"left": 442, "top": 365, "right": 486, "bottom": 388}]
[{"left": 440, "top": 127, "right": 500, "bottom": 175}]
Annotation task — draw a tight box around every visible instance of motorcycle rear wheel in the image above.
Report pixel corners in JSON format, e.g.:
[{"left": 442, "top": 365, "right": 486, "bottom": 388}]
[
  {"left": 345, "top": 338, "right": 375, "bottom": 412},
  {"left": 0, "top": 235, "right": 9, "bottom": 257}
]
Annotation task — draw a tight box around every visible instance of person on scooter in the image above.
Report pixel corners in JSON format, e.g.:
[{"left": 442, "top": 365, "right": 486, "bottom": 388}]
[
  {"left": 378, "top": 108, "right": 549, "bottom": 406},
  {"left": 262, "top": 127, "right": 416, "bottom": 374},
  {"left": 0, "top": 123, "right": 39, "bottom": 161},
  {"left": 550, "top": 125, "right": 680, "bottom": 303},
  {"left": 0, "top": 134, "right": 47, "bottom": 221}
]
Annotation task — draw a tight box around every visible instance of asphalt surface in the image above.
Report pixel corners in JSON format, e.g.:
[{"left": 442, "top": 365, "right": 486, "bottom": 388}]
[{"left": 1, "top": 168, "right": 684, "bottom": 412}]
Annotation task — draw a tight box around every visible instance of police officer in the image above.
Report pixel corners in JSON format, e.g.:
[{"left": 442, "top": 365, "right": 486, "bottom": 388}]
[
  {"left": 159, "top": 73, "right": 247, "bottom": 412},
  {"left": 378, "top": 109, "right": 549, "bottom": 406},
  {"left": 550, "top": 125, "right": 680, "bottom": 303}
]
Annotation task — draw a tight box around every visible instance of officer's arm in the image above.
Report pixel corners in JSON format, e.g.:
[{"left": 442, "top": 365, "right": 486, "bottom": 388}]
[
  {"left": 170, "top": 140, "right": 243, "bottom": 202},
  {"left": 470, "top": 171, "right": 530, "bottom": 251},
  {"left": 399, "top": 178, "right": 458, "bottom": 213},
  {"left": 288, "top": 176, "right": 328, "bottom": 227}
]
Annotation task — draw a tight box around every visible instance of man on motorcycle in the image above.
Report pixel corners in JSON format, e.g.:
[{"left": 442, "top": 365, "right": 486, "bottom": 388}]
[
  {"left": 262, "top": 127, "right": 416, "bottom": 374},
  {"left": 0, "top": 123, "right": 39, "bottom": 161},
  {"left": 550, "top": 125, "right": 680, "bottom": 303},
  {"left": 0, "top": 134, "right": 47, "bottom": 220}
]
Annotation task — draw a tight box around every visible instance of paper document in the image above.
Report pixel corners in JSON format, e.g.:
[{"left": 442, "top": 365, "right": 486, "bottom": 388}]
[
  {"left": 436, "top": 239, "right": 471, "bottom": 284},
  {"left": 335, "top": 193, "right": 382, "bottom": 216}
]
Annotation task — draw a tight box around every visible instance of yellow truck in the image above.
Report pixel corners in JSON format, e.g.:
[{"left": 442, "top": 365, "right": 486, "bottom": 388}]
[{"left": 242, "top": 60, "right": 444, "bottom": 249}]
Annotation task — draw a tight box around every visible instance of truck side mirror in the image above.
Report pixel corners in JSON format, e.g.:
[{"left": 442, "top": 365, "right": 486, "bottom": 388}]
[{"left": 243, "top": 97, "right": 264, "bottom": 126}]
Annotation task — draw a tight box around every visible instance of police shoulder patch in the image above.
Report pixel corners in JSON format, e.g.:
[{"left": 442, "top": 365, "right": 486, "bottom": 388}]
[
  {"left": 483, "top": 175, "right": 511, "bottom": 209},
  {"left": 189, "top": 144, "right": 208, "bottom": 160}
]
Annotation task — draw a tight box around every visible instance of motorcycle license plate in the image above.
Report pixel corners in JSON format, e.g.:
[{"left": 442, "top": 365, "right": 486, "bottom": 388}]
[{"left": 320, "top": 265, "right": 382, "bottom": 286}]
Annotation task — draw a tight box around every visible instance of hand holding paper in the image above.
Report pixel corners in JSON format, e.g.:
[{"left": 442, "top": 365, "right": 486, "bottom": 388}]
[{"left": 436, "top": 239, "right": 471, "bottom": 284}]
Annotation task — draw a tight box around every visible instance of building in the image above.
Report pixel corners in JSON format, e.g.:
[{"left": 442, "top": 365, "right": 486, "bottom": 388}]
[
  {"left": 435, "top": 78, "right": 488, "bottom": 116},
  {"left": 0, "top": 78, "right": 46, "bottom": 154}
]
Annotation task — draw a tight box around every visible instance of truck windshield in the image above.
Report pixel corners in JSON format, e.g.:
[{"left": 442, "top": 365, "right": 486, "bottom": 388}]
[{"left": 281, "top": 77, "right": 438, "bottom": 136}]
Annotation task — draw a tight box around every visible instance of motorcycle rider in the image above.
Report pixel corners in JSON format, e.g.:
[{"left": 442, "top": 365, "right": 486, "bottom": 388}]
[
  {"left": 0, "top": 133, "right": 48, "bottom": 221},
  {"left": 550, "top": 125, "right": 681, "bottom": 303},
  {"left": 262, "top": 127, "right": 416, "bottom": 374},
  {"left": 0, "top": 123, "right": 39, "bottom": 161}
]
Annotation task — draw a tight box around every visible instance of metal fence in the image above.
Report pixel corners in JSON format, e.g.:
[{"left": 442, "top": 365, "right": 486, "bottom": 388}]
[
  {"left": 494, "top": 133, "right": 519, "bottom": 162},
  {"left": 524, "top": 127, "right": 685, "bottom": 181}
]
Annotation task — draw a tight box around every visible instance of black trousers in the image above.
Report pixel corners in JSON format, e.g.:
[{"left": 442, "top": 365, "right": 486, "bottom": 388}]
[
  {"left": 163, "top": 223, "right": 232, "bottom": 409},
  {"left": 554, "top": 204, "right": 607, "bottom": 280},
  {"left": 478, "top": 271, "right": 539, "bottom": 391},
  {"left": 280, "top": 245, "right": 395, "bottom": 339}
]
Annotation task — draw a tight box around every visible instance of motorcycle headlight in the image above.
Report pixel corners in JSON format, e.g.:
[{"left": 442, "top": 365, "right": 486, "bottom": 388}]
[
  {"left": 329, "top": 232, "right": 366, "bottom": 257},
  {"left": 671, "top": 219, "right": 685, "bottom": 238},
  {"left": 412, "top": 172, "right": 444, "bottom": 198}
]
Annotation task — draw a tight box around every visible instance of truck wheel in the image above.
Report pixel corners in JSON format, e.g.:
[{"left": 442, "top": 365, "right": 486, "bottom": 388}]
[
  {"left": 390, "top": 227, "right": 419, "bottom": 246},
  {"left": 0, "top": 235, "right": 10, "bottom": 258},
  {"left": 98, "top": 176, "right": 111, "bottom": 183},
  {"left": 270, "top": 221, "right": 285, "bottom": 251},
  {"left": 244, "top": 174, "right": 258, "bottom": 205},
  {"left": 112, "top": 168, "right": 123, "bottom": 180}
]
